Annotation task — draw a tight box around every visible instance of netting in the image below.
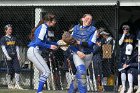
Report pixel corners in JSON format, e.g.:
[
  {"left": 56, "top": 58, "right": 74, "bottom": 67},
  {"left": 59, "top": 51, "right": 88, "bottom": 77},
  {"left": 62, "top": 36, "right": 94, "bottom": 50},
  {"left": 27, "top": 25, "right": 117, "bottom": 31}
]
[{"left": 0, "top": 3, "right": 118, "bottom": 92}]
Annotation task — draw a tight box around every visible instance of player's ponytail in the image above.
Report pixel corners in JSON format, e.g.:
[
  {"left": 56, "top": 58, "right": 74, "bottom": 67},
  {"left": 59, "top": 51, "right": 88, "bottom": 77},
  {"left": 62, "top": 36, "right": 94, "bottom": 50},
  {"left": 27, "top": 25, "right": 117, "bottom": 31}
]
[
  {"left": 29, "top": 19, "right": 44, "bottom": 40},
  {"left": 29, "top": 13, "right": 56, "bottom": 40}
]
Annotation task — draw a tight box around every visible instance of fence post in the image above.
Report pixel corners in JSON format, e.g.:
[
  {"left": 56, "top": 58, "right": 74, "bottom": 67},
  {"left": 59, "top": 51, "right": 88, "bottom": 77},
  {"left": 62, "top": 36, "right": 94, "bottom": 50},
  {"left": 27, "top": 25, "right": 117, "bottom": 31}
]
[
  {"left": 114, "top": 1, "right": 120, "bottom": 92},
  {"left": 33, "top": 8, "right": 42, "bottom": 89}
]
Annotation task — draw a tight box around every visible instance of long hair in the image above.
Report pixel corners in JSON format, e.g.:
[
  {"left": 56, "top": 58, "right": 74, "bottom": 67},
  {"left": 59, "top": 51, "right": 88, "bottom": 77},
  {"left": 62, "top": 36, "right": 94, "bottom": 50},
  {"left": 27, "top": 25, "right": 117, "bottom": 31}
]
[{"left": 29, "top": 13, "right": 56, "bottom": 40}]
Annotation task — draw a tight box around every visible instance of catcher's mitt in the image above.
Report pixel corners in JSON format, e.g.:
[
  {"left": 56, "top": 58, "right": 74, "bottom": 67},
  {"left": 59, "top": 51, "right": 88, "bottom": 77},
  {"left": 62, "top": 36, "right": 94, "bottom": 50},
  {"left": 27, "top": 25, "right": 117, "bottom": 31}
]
[{"left": 62, "top": 32, "right": 77, "bottom": 45}]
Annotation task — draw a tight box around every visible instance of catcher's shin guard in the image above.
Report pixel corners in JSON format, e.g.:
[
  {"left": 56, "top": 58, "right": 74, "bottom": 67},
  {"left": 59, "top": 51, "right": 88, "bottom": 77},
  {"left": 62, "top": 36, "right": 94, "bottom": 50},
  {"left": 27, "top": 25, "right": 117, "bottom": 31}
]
[{"left": 76, "top": 65, "right": 87, "bottom": 93}]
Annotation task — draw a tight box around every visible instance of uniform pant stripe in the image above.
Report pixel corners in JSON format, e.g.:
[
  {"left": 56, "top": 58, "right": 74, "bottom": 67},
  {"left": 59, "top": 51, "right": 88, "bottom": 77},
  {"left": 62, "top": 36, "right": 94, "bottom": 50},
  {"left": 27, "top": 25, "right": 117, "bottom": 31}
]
[{"left": 33, "top": 48, "right": 48, "bottom": 78}]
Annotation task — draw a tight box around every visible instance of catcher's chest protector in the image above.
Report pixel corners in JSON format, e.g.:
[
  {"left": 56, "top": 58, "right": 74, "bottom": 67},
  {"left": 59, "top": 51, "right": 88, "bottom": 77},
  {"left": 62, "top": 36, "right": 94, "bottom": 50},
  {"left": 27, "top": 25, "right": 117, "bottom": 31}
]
[{"left": 72, "top": 25, "right": 96, "bottom": 42}]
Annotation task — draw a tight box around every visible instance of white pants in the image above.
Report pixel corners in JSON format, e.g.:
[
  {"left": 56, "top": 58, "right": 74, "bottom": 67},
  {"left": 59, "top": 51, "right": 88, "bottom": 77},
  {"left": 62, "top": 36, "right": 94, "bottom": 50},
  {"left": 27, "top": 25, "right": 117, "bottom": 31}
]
[
  {"left": 73, "top": 53, "right": 93, "bottom": 69},
  {"left": 27, "top": 47, "right": 50, "bottom": 82}
]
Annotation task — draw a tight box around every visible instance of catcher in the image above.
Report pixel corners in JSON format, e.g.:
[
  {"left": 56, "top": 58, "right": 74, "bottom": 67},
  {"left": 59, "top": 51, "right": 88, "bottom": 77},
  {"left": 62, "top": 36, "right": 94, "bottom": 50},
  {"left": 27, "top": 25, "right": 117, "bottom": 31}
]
[{"left": 59, "top": 14, "right": 97, "bottom": 93}]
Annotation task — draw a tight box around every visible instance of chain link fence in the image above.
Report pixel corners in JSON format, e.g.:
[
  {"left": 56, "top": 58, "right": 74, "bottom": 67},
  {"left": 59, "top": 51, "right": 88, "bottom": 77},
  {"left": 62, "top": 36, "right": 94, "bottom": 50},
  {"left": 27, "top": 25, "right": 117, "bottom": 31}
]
[{"left": 0, "top": 3, "right": 119, "bottom": 92}]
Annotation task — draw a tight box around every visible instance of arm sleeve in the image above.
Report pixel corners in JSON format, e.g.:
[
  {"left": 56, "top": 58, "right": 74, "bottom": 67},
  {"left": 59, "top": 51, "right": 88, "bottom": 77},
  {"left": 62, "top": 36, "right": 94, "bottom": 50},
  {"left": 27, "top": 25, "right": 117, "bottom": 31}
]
[
  {"left": 69, "top": 45, "right": 78, "bottom": 53},
  {"left": 119, "top": 34, "right": 125, "bottom": 45},
  {"left": 129, "top": 63, "right": 138, "bottom": 68},
  {"left": 91, "top": 30, "right": 97, "bottom": 44},
  {"left": 46, "top": 41, "right": 58, "bottom": 46},
  {"left": 38, "top": 24, "right": 47, "bottom": 40},
  {"left": 16, "top": 46, "right": 20, "bottom": 57},
  {"left": 0, "top": 37, "right": 6, "bottom": 45},
  {"left": 35, "top": 38, "right": 51, "bottom": 49},
  {"left": 36, "top": 24, "right": 51, "bottom": 48},
  {"left": 1, "top": 45, "right": 10, "bottom": 58}
]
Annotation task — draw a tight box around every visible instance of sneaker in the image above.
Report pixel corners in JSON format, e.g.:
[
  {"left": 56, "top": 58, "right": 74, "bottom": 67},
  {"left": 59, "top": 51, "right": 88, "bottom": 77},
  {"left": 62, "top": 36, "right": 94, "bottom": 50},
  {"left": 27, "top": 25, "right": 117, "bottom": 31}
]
[
  {"left": 120, "top": 87, "right": 125, "bottom": 93},
  {"left": 118, "top": 85, "right": 122, "bottom": 92},
  {"left": 14, "top": 84, "right": 23, "bottom": 90},
  {"left": 8, "top": 84, "right": 15, "bottom": 89},
  {"left": 126, "top": 87, "right": 133, "bottom": 93},
  {"left": 136, "top": 87, "right": 140, "bottom": 93}
]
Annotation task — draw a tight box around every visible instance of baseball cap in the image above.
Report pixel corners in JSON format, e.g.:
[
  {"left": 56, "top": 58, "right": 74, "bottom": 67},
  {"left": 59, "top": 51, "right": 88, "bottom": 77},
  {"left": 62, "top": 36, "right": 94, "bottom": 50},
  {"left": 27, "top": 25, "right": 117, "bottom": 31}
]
[
  {"left": 99, "top": 31, "right": 110, "bottom": 36},
  {"left": 125, "top": 44, "right": 133, "bottom": 55}
]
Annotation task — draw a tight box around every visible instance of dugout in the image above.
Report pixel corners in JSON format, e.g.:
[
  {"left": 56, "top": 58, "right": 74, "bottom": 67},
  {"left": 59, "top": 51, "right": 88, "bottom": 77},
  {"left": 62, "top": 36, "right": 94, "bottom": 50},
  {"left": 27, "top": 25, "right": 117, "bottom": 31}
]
[{"left": 0, "top": 0, "right": 139, "bottom": 92}]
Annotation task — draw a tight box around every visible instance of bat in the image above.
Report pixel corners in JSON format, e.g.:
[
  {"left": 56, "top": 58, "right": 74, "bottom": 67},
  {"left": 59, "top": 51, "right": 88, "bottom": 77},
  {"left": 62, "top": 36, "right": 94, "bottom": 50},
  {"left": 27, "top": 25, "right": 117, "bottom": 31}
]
[
  {"left": 118, "top": 52, "right": 137, "bottom": 72},
  {"left": 91, "top": 62, "right": 97, "bottom": 91},
  {"left": 48, "top": 52, "right": 56, "bottom": 90}
]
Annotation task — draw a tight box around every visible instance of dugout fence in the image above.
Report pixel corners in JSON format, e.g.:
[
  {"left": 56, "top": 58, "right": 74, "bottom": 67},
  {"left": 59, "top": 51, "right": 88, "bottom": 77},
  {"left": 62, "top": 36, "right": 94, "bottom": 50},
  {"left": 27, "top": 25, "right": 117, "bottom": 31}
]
[{"left": 0, "top": 1, "right": 119, "bottom": 92}]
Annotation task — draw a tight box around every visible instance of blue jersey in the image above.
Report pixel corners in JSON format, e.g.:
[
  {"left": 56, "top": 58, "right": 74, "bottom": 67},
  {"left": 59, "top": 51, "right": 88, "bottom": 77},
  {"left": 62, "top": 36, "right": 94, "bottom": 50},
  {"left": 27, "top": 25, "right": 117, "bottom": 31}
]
[{"left": 28, "top": 23, "right": 57, "bottom": 50}]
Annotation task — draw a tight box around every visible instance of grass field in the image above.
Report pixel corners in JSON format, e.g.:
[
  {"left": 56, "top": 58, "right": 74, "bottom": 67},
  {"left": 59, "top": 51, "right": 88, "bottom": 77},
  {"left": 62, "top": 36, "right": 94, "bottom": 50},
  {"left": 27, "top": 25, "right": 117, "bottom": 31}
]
[
  {"left": 0, "top": 89, "right": 68, "bottom": 93},
  {"left": 0, "top": 89, "right": 113, "bottom": 93}
]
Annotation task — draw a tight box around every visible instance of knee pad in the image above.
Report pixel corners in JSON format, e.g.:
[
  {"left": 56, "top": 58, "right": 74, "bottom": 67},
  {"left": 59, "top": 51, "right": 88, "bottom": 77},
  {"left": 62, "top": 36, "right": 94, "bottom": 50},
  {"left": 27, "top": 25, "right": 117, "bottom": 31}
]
[{"left": 78, "top": 75, "right": 87, "bottom": 85}]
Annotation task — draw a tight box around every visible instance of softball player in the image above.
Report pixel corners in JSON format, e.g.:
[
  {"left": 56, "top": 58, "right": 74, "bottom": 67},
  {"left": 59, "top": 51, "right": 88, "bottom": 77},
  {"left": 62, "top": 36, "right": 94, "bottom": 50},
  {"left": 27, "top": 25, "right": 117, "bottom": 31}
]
[
  {"left": 0, "top": 24, "right": 22, "bottom": 89},
  {"left": 27, "top": 13, "right": 57, "bottom": 93},
  {"left": 68, "top": 14, "right": 97, "bottom": 93},
  {"left": 119, "top": 25, "right": 135, "bottom": 93}
]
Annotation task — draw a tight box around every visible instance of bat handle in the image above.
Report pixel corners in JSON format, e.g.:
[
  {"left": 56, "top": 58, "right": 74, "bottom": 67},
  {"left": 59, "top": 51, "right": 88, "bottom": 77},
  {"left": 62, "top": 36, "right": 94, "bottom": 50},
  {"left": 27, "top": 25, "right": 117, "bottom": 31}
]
[{"left": 118, "top": 68, "right": 124, "bottom": 72}]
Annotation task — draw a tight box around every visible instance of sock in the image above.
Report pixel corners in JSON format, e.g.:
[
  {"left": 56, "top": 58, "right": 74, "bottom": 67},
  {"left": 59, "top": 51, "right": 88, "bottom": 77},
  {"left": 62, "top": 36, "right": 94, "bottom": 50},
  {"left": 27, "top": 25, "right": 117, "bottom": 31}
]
[
  {"left": 37, "top": 81, "right": 45, "bottom": 93},
  {"left": 128, "top": 73, "right": 133, "bottom": 88},
  {"left": 121, "top": 73, "right": 126, "bottom": 88},
  {"left": 15, "top": 73, "right": 20, "bottom": 85},
  {"left": 37, "top": 75, "right": 47, "bottom": 93}
]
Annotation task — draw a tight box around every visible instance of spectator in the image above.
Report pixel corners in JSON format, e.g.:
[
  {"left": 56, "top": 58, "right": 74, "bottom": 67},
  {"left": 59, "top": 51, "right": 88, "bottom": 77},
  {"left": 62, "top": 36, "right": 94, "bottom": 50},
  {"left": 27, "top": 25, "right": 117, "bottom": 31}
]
[
  {"left": 92, "top": 27, "right": 104, "bottom": 91},
  {"left": 99, "top": 28, "right": 115, "bottom": 86},
  {"left": 0, "top": 24, "right": 23, "bottom": 89},
  {"left": 119, "top": 25, "right": 135, "bottom": 93}
]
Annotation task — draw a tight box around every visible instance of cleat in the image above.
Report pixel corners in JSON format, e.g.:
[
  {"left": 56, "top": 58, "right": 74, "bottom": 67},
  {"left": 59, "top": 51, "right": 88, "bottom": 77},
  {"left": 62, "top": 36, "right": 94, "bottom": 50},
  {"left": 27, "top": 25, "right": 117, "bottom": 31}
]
[
  {"left": 126, "top": 87, "right": 133, "bottom": 93},
  {"left": 120, "top": 86, "right": 125, "bottom": 93},
  {"left": 136, "top": 88, "right": 140, "bottom": 93},
  {"left": 14, "top": 84, "right": 23, "bottom": 90},
  {"left": 8, "top": 84, "right": 15, "bottom": 89}
]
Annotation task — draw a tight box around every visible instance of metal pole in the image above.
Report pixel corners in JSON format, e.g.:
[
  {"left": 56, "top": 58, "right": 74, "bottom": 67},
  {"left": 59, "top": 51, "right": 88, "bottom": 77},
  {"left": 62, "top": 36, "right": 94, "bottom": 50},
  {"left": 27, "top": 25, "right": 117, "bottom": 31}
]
[
  {"left": 34, "top": 8, "right": 42, "bottom": 89},
  {"left": 137, "top": 33, "right": 140, "bottom": 92},
  {"left": 114, "top": 1, "right": 120, "bottom": 92}
]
